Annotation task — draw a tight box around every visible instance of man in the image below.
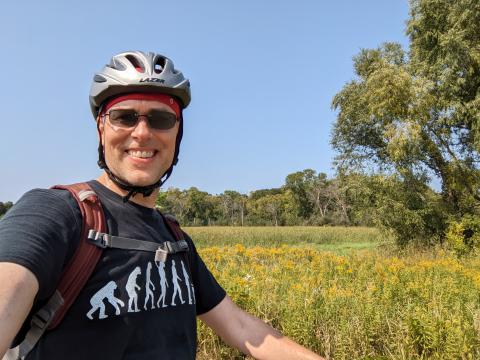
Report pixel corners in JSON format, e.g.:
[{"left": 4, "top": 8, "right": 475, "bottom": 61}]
[{"left": 0, "top": 51, "right": 323, "bottom": 360}]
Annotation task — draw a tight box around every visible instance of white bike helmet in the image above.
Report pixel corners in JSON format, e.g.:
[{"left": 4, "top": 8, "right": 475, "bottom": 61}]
[{"left": 89, "top": 51, "right": 191, "bottom": 201}]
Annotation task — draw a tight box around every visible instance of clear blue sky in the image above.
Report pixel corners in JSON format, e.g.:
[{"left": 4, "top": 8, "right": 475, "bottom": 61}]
[{"left": 1, "top": 0, "right": 410, "bottom": 202}]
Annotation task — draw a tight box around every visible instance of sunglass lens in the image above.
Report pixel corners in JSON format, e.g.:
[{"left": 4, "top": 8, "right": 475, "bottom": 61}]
[
  {"left": 149, "top": 110, "right": 177, "bottom": 130},
  {"left": 108, "top": 109, "right": 177, "bottom": 130},
  {"left": 109, "top": 109, "right": 138, "bottom": 128}
]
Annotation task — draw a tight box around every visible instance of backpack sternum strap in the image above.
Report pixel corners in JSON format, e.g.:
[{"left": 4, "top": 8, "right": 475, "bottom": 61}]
[{"left": 87, "top": 230, "right": 189, "bottom": 262}]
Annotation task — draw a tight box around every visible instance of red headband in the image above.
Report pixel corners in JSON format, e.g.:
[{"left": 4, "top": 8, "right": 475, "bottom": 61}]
[{"left": 101, "top": 93, "right": 181, "bottom": 118}]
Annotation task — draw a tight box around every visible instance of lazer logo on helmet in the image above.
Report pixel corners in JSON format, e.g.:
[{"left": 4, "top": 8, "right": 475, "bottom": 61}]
[{"left": 139, "top": 78, "right": 165, "bottom": 83}]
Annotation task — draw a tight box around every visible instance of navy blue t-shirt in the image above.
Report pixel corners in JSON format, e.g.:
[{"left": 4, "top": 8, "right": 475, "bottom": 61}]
[{"left": 0, "top": 181, "right": 226, "bottom": 360}]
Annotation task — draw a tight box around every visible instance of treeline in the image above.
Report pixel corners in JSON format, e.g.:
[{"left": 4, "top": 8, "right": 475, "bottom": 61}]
[
  {"left": 157, "top": 169, "right": 349, "bottom": 227},
  {"left": 157, "top": 169, "right": 417, "bottom": 229}
]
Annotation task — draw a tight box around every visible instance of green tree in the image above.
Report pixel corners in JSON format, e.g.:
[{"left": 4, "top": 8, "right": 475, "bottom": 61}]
[
  {"left": 335, "top": 173, "right": 378, "bottom": 226},
  {"left": 249, "top": 188, "right": 283, "bottom": 201},
  {"left": 184, "top": 187, "right": 214, "bottom": 226},
  {"left": 0, "top": 201, "right": 13, "bottom": 219},
  {"left": 331, "top": 0, "right": 480, "bottom": 244},
  {"left": 219, "top": 190, "right": 247, "bottom": 226},
  {"left": 284, "top": 169, "right": 316, "bottom": 219},
  {"left": 156, "top": 188, "right": 189, "bottom": 223},
  {"left": 247, "top": 192, "right": 294, "bottom": 226}
]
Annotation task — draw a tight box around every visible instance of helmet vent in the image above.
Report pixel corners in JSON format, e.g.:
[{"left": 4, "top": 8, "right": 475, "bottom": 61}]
[
  {"left": 126, "top": 55, "right": 144, "bottom": 73},
  {"left": 107, "top": 59, "right": 126, "bottom": 71},
  {"left": 93, "top": 74, "right": 107, "bottom": 83},
  {"left": 154, "top": 57, "right": 166, "bottom": 74}
]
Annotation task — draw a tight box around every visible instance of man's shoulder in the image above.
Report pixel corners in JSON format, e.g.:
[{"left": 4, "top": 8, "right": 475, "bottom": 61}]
[
  {"left": 0, "top": 185, "right": 87, "bottom": 300},
  {"left": 23, "top": 180, "right": 101, "bottom": 204},
  {"left": 19, "top": 186, "right": 80, "bottom": 209},
  {"left": 8, "top": 185, "right": 86, "bottom": 228}
]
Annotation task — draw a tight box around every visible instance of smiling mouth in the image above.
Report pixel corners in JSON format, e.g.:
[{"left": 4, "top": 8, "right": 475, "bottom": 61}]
[{"left": 126, "top": 150, "right": 157, "bottom": 159}]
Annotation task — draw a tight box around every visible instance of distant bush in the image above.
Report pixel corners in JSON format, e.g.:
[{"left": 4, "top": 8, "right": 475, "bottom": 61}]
[{"left": 446, "top": 215, "right": 480, "bottom": 256}]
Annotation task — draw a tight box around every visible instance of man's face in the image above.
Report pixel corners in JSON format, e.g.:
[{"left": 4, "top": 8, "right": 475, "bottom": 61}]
[{"left": 98, "top": 99, "right": 179, "bottom": 187}]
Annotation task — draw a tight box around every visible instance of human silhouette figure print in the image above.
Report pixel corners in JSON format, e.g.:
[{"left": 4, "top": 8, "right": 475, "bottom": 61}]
[
  {"left": 171, "top": 260, "right": 185, "bottom": 306},
  {"left": 86, "top": 281, "right": 125, "bottom": 320},
  {"left": 144, "top": 262, "right": 156, "bottom": 310},
  {"left": 126, "top": 266, "right": 142, "bottom": 313},
  {"left": 180, "top": 260, "right": 194, "bottom": 305},
  {"left": 156, "top": 260, "right": 169, "bottom": 308}
]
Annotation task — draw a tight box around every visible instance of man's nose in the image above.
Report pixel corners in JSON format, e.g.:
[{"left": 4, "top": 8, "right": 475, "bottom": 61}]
[{"left": 131, "top": 117, "right": 153, "bottom": 139}]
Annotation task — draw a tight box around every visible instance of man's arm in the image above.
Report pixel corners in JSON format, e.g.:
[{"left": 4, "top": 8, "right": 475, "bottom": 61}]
[
  {"left": 0, "top": 262, "right": 38, "bottom": 357},
  {"left": 199, "top": 295, "right": 325, "bottom": 360}
]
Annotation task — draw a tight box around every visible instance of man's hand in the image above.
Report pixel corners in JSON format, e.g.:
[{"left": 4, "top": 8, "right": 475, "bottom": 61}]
[
  {"left": 199, "top": 295, "right": 325, "bottom": 360},
  {"left": 0, "top": 262, "right": 38, "bottom": 357}
]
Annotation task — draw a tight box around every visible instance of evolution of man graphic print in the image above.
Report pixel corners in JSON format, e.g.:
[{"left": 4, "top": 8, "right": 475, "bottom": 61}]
[{"left": 86, "top": 258, "right": 195, "bottom": 320}]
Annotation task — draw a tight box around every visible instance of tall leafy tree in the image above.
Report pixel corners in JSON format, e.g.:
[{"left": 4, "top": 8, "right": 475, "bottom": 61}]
[
  {"left": 185, "top": 187, "right": 214, "bottom": 226},
  {"left": 332, "top": 0, "right": 480, "bottom": 243},
  {"left": 247, "top": 192, "right": 295, "bottom": 226},
  {"left": 219, "top": 190, "right": 247, "bottom": 226},
  {"left": 156, "top": 188, "right": 189, "bottom": 223},
  {"left": 285, "top": 169, "right": 317, "bottom": 219}
]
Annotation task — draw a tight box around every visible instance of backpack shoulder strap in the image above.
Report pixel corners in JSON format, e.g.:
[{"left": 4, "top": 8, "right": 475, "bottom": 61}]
[
  {"left": 11, "top": 182, "right": 106, "bottom": 359},
  {"left": 160, "top": 212, "right": 185, "bottom": 242},
  {"left": 48, "top": 182, "right": 106, "bottom": 328},
  {"left": 157, "top": 211, "right": 194, "bottom": 273}
]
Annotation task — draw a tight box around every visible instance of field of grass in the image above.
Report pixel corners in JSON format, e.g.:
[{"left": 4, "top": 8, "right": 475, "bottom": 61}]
[
  {"left": 186, "top": 226, "right": 387, "bottom": 253},
  {"left": 186, "top": 227, "right": 480, "bottom": 359}
]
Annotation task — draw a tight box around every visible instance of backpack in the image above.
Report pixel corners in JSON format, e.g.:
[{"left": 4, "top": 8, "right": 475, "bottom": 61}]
[{"left": 4, "top": 182, "right": 188, "bottom": 360}]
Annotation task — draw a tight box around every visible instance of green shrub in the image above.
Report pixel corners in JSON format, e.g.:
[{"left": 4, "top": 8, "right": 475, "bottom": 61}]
[{"left": 446, "top": 215, "right": 480, "bottom": 256}]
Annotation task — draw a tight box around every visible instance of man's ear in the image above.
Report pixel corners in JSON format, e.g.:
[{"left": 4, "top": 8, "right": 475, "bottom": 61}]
[{"left": 96, "top": 116, "right": 105, "bottom": 146}]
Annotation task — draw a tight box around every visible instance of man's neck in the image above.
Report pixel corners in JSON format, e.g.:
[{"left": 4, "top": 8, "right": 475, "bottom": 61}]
[{"left": 96, "top": 173, "right": 159, "bottom": 208}]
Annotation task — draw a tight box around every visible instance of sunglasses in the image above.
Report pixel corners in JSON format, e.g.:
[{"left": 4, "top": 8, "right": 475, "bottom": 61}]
[{"left": 104, "top": 108, "right": 178, "bottom": 130}]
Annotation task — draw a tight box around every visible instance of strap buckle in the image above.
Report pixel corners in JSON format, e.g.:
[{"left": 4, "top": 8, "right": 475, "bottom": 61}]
[
  {"left": 155, "top": 248, "right": 168, "bottom": 263},
  {"left": 31, "top": 309, "right": 51, "bottom": 330},
  {"left": 18, "top": 291, "right": 64, "bottom": 358},
  {"left": 165, "top": 241, "right": 174, "bottom": 253},
  {"left": 177, "top": 240, "right": 189, "bottom": 252},
  {"left": 87, "top": 230, "right": 110, "bottom": 249}
]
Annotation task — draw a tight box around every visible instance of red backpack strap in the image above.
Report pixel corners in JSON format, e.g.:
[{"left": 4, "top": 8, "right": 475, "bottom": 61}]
[
  {"left": 160, "top": 213, "right": 185, "bottom": 241},
  {"left": 14, "top": 182, "right": 106, "bottom": 359},
  {"left": 48, "top": 182, "right": 106, "bottom": 328},
  {"left": 158, "top": 212, "right": 194, "bottom": 276}
]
